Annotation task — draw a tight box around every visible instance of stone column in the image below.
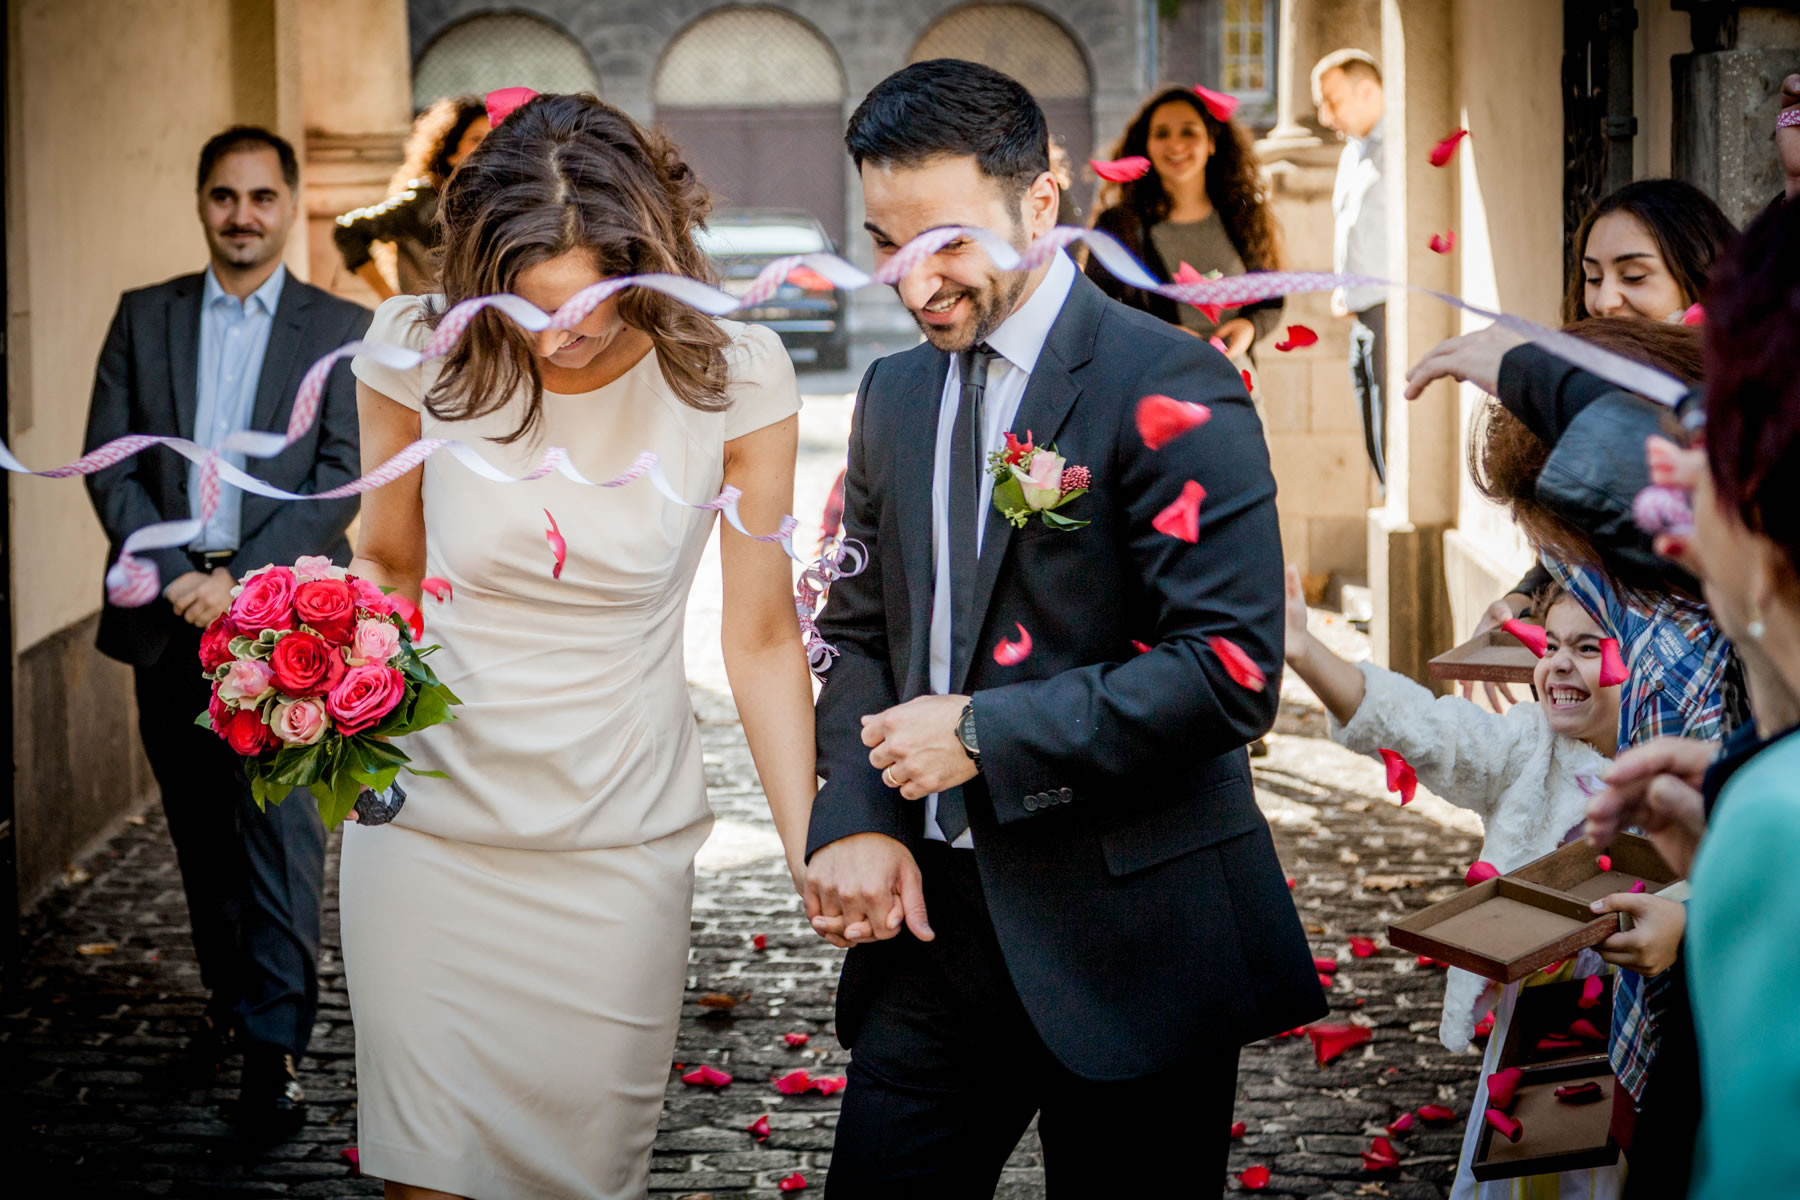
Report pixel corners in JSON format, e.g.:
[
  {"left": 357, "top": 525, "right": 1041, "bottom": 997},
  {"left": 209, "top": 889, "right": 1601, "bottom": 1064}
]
[{"left": 1672, "top": 4, "right": 1800, "bottom": 225}]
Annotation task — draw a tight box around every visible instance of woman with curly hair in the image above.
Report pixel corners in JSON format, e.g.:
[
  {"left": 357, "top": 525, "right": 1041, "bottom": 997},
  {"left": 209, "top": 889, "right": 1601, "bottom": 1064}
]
[
  {"left": 1084, "top": 85, "right": 1284, "bottom": 361},
  {"left": 332, "top": 94, "right": 489, "bottom": 300},
  {"left": 341, "top": 91, "right": 816, "bottom": 1198}
]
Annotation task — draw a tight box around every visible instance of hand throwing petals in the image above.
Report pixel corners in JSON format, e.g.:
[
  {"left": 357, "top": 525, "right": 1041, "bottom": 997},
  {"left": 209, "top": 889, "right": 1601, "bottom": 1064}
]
[
  {"left": 1090, "top": 155, "right": 1152, "bottom": 182},
  {"left": 1152, "top": 480, "right": 1206, "bottom": 543},
  {"left": 1500, "top": 618, "right": 1548, "bottom": 657},
  {"left": 420, "top": 576, "right": 452, "bottom": 603},
  {"left": 1598, "top": 638, "right": 1628, "bottom": 687},
  {"left": 1378, "top": 748, "right": 1418, "bottom": 805},
  {"left": 1428, "top": 128, "right": 1471, "bottom": 167},
  {"left": 1306, "top": 1022, "right": 1372, "bottom": 1066},
  {"left": 1273, "top": 324, "right": 1319, "bottom": 351},
  {"left": 544, "top": 509, "right": 568, "bottom": 579},
  {"left": 1208, "top": 635, "right": 1266, "bottom": 691},
  {"left": 993, "top": 623, "right": 1034, "bottom": 666},
  {"left": 1134, "top": 394, "right": 1212, "bottom": 450},
  {"left": 1429, "top": 230, "right": 1457, "bottom": 255},
  {"left": 1465, "top": 860, "right": 1501, "bottom": 886}
]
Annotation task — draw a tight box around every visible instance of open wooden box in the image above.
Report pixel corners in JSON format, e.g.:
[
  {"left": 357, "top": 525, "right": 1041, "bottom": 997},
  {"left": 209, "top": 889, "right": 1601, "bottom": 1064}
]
[
  {"left": 1427, "top": 628, "right": 1540, "bottom": 685},
  {"left": 1472, "top": 1059, "right": 1620, "bottom": 1180},
  {"left": 1497, "top": 976, "right": 1613, "bottom": 1070},
  {"left": 1510, "top": 834, "right": 1679, "bottom": 903}
]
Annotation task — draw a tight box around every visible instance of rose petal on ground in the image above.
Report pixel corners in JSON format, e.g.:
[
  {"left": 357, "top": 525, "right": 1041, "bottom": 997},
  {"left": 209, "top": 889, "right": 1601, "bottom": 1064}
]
[
  {"left": 753, "top": 933, "right": 768, "bottom": 951},
  {"left": 1377, "top": 748, "right": 1418, "bottom": 805},
  {"left": 1273, "top": 324, "right": 1320, "bottom": 352},
  {"left": 1580, "top": 974, "right": 1606, "bottom": 1008},
  {"left": 1319, "top": 973, "right": 1336, "bottom": 989},
  {"left": 1429, "top": 128, "right": 1471, "bottom": 166},
  {"left": 1349, "top": 936, "right": 1379, "bottom": 958},
  {"left": 1465, "top": 860, "right": 1501, "bottom": 886},
  {"left": 784, "top": 1033, "right": 810, "bottom": 1048},
  {"left": 1569, "top": 1018, "right": 1604, "bottom": 1041},
  {"left": 1090, "top": 155, "right": 1152, "bottom": 182},
  {"left": 1597, "top": 854, "right": 1613, "bottom": 873},
  {"left": 1484, "top": 1109, "right": 1524, "bottom": 1142},
  {"left": 1555, "top": 1081, "right": 1605, "bottom": 1103},
  {"left": 341, "top": 1146, "right": 361, "bottom": 1174},
  {"left": 1135, "top": 394, "right": 1213, "bottom": 450},
  {"left": 1285, "top": 876, "right": 1297, "bottom": 889},
  {"left": 420, "top": 576, "right": 452, "bottom": 602},
  {"left": 1630, "top": 879, "right": 1647, "bottom": 894},
  {"left": 1366, "top": 1136, "right": 1402, "bottom": 1166},
  {"left": 1306, "top": 1022, "right": 1372, "bottom": 1066},
  {"left": 681, "top": 1065, "right": 732, "bottom": 1088},
  {"left": 774, "top": 1069, "right": 814, "bottom": 1095},
  {"left": 1500, "top": 618, "right": 1548, "bottom": 657},
  {"left": 544, "top": 509, "right": 568, "bottom": 580},
  {"left": 993, "top": 622, "right": 1034, "bottom": 666},
  {"left": 1386, "top": 1111, "right": 1415, "bottom": 1136},
  {"left": 812, "top": 1076, "right": 848, "bottom": 1095},
  {"left": 1418, "top": 1104, "right": 1456, "bottom": 1123},
  {"left": 747, "top": 1114, "right": 772, "bottom": 1141},
  {"left": 1208, "top": 635, "right": 1266, "bottom": 691},
  {"left": 1429, "top": 230, "right": 1457, "bottom": 254},
  {"left": 1487, "top": 1067, "right": 1524, "bottom": 1110},
  {"left": 1239, "top": 1165, "right": 1271, "bottom": 1189},
  {"left": 1230, "top": 1120, "right": 1248, "bottom": 1139},
  {"left": 779, "top": 1172, "right": 809, "bottom": 1192},
  {"left": 1598, "top": 638, "right": 1628, "bottom": 686},
  {"left": 1131, "top": 639, "right": 1154, "bottom": 654},
  {"left": 1315, "top": 957, "right": 1339, "bottom": 974},
  {"left": 1153, "top": 481, "right": 1206, "bottom": 543}
]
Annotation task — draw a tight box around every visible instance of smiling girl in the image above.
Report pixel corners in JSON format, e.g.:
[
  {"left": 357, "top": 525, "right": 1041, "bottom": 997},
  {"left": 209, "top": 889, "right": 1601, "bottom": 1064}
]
[{"left": 1565, "top": 179, "right": 1735, "bottom": 323}]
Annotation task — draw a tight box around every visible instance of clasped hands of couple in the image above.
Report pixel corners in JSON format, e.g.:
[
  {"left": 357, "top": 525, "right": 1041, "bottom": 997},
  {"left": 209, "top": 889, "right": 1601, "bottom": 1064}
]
[{"left": 803, "top": 693, "right": 975, "bottom": 950}]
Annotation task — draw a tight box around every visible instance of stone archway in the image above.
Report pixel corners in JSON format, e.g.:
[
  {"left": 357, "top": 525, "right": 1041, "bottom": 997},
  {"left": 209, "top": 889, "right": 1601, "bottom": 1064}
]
[{"left": 412, "top": 11, "right": 600, "bottom": 110}]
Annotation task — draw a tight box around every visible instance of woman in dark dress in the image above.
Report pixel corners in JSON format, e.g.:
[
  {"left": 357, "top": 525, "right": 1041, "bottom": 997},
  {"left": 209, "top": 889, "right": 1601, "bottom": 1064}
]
[
  {"left": 333, "top": 94, "right": 489, "bottom": 300},
  {"left": 1085, "top": 85, "right": 1284, "bottom": 362}
]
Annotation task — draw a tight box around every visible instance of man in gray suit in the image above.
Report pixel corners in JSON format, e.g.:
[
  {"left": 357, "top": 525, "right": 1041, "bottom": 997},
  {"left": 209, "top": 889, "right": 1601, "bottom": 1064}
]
[{"left": 83, "top": 126, "right": 368, "bottom": 1140}]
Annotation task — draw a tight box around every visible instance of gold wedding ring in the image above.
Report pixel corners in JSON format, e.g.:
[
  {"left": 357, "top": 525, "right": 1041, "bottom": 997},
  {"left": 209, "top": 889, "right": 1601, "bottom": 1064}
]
[{"left": 882, "top": 767, "right": 899, "bottom": 788}]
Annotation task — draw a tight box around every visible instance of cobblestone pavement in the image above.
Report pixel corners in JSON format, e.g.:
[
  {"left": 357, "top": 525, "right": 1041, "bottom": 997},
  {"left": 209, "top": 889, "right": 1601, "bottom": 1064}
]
[{"left": 4, "top": 366, "right": 1492, "bottom": 1198}]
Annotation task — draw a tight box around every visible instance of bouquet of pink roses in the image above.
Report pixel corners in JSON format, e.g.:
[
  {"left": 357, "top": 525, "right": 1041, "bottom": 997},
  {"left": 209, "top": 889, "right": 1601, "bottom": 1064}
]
[{"left": 196, "top": 555, "right": 459, "bottom": 829}]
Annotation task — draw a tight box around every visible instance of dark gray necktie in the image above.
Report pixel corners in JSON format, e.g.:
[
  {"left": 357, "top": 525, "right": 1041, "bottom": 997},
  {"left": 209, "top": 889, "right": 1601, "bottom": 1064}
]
[{"left": 939, "top": 344, "right": 994, "bottom": 843}]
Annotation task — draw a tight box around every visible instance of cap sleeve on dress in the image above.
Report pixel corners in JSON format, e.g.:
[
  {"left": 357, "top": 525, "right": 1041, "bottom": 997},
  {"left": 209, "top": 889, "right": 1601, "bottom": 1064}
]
[
  {"left": 722, "top": 323, "right": 803, "bottom": 441},
  {"left": 351, "top": 295, "right": 435, "bottom": 412}
]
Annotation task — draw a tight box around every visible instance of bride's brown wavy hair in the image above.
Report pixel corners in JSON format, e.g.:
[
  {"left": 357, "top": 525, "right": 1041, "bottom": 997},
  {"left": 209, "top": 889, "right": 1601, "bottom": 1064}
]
[{"left": 425, "top": 92, "right": 728, "bottom": 443}]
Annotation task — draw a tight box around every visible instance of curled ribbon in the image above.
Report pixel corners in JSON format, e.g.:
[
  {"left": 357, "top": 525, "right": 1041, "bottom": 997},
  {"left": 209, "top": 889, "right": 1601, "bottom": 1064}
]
[{"left": 3, "top": 224, "right": 1689, "bottom": 672}]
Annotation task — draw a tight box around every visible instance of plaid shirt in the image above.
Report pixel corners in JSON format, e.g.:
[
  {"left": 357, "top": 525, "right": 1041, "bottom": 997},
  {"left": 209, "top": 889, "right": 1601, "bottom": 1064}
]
[{"left": 1550, "top": 561, "right": 1735, "bottom": 1101}]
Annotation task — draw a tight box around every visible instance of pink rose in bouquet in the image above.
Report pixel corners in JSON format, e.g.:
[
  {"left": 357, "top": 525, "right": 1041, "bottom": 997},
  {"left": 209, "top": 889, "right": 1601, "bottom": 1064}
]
[
  {"left": 326, "top": 664, "right": 406, "bottom": 735},
  {"left": 218, "top": 658, "right": 275, "bottom": 704},
  {"left": 295, "top": 578, "right": 357, "bottom": 644},
  {"left": 350, "top": 575, "right": 391, "bottom": 615},
  {"left": 293, "top": 555, "right": 339, "bottom": 583},
  {"left": 269, "top": 630, "right": 347, "bottom": 698},
  {"left": 271, "top": 698, "right": 329, "bottom": 747},
  {"left": 198, "top": 613, "right": 238, "bottom": 672},
  {"left": 231, "top": 566, "right": 297, "bottom": 634},
  {"left": 223, "top": 707, "right": 278, "bottom": 755},
  {"left": 350, "top": 618, "right": 401, "bottom": 666}
]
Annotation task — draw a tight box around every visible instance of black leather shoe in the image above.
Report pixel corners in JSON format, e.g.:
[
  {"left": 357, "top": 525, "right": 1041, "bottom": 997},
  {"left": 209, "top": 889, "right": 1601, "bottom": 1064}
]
[{"left": 236, "top": 1044, "right": 307, "bottom": 1141}]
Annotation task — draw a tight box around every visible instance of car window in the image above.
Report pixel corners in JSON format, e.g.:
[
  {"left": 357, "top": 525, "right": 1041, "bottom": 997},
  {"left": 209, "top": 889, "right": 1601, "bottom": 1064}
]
[{"left": 695, "top": 222, "right": 827, "bottom": 256}]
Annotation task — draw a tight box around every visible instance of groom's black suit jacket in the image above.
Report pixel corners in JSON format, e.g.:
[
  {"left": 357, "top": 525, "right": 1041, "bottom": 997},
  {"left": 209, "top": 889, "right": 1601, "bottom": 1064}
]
[
  {"left": 809, "top": 270, "right": 1327, "bottom": 1081},
  {"left": 83, "top": 271, "right": 370, "bottom": 667}
]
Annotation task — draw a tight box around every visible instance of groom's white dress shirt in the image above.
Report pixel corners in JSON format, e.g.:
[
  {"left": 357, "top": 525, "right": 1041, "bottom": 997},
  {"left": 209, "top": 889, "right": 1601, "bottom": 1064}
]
[{"left": 924, "top": 248, "right": 1076, "bottom": 848}]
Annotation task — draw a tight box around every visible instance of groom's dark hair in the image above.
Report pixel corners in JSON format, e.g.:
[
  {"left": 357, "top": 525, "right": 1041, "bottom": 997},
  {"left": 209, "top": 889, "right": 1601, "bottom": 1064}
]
[{"left": 846, "top": 59, "right": 1050, "bottom": 199}]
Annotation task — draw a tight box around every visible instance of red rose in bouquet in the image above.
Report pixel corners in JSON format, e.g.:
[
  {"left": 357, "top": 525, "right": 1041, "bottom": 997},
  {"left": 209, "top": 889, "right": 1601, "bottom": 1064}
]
[
  {"left": 231, "top": 566, "right": 297, "bottom": 635},
  {"left": 326, "top": 663, "right": 406, "bottom": 735},
  {"left": 223, "top": 706, "right": 279, "bottom": 756},
  {"left": 295, "top": 578, "right": 357, "bottom": 644},
  {"left": 198, "top": 613, "right": 238, "bottom": 672},
  {"left": 269, "top": 630, "right": 347, "bottom": 697}
]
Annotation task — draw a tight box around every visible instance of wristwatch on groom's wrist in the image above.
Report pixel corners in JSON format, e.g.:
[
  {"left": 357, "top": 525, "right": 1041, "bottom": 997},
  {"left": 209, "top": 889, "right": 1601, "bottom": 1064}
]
[{"left": 956, "top": 701, "right": 981, "bottom": 771}]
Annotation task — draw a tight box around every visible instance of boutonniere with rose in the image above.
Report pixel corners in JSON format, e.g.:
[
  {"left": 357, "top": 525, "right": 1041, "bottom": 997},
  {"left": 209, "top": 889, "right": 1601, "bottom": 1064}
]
[{"left": 988, "top": 431, "right": 1092, "bottom": 531}]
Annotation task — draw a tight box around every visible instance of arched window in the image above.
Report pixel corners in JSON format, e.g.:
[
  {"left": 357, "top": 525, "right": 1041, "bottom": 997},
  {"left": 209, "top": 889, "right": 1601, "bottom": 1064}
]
[
  {"left": 412, "top": 12, "right": 599, "bottom": 111},
  {"left": 908, "top": 4, "right": 1094, "bottom": 172},
  {"left": 653, "top": 7, "right": 847, "bottom": 245}
]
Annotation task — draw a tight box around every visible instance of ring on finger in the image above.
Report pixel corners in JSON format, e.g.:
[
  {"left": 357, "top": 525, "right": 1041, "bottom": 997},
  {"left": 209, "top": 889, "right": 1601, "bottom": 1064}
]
[{"left": 882, "top": 766, "right": 899, "bottom": 788}]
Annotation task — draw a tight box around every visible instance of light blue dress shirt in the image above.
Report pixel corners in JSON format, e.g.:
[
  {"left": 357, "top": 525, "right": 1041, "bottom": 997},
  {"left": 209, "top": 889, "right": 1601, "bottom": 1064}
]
[{"left": 191, "top": 264, "right": 286, "bottom": 551}]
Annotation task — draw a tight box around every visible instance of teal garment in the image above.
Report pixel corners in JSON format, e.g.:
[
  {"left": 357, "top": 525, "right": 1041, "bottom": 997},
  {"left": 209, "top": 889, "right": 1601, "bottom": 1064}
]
[{"left": 1687, "top": 728, "right": 1800, "bottom": 1199}]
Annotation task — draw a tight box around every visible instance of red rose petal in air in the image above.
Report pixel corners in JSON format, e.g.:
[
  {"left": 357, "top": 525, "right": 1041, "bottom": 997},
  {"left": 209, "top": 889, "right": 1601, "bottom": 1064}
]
[
  {"left": 1484, "top": 1109, "right": 1524, "bottom": 1143},
  {"left": 1500, "top": 618, "right": 1548, "bottom": 657},
  {"left": 1386, "top": 1111, "right": 1415, "bottom": 1136},
  {"left": 544, "top": 509, "right": 568, "bottom": 579},
  {"left": 1418, "top": 1103, "right": 1456, "bottom": 1123},
  {"left": 812, "top": 1076, "right": 848, "bottom": 1095},
  {"left": 753, "top": 933, "right": 768, "bottom": 951},
  {"left": 774, "top": 1069, "right": 814, "bottom": 1095},
  {"left": 1273, "top": 324, "right": 1320, "bottom": 351},
  {"left": 1429, "top": 230, "right": 1457, "bottom": 254},
  {"left": 1153, "top": 480, "right": 1206, "bottom": 543},
  {"left": 1466, "top": 860, "right": 1501, "bottom": 886},
  {"left": 784, "top": 1033, "right": 810, "bottom": 1048},
  {"left": 993, "top": 623, "right": 1034, "bottom": 666},
  {"left": 1241, "top": 368, "right": 1256, "bottom": 393},
  {"left": 1193, "top": 83, "right": 1240, "bottom": 123},
  {"left": 1230, "top": 1120, "right": 1248, "bottom": 1139},
  {"left": 1598, "top": 638, "right": 1628, "bottom": 687},
  {"left": 1569, "top": 1018, "right": 1604, "bottom": 1041},
  {"left": 1090, "top": 155, "right": 1152, "bottom": 182},
  {"left": 1209, "top": 335, "right": 1229, "bottom": 355},
  {"left": 779, "top": 1172, "right": 809, "bottom": 1192},
  {"left": 1208, "top": 635, "right": 1266, "bottom": 691},
  {"left": 1285, "top": 876, "right": 1297, "bottom": 889},
  {"left": 747, "top": 1114, "right": 772, "bottom": 1141},
  {"left": 1378, "top": 748, "right": 1418, "bottom": 805},
  {"left": 1596, "top": 854, "right": 1613, "bottom": 873},
  {"left": 1580, "top": 974, "right": 1606, "bottom": 1008},
  {"left": 1629, "top": 879, "right": 1647, "bottom": 894},
  {"left": 1135, "top": 394, "right": 1213, "bottom": 450},
  {"left": 1429, "top": 128, "right": 1471, "bottom": 167},
  {"left": 484, "top": 86, "right": 538, "bottom": 128},
  {"left": 387, "top": 591, "right": 425, "bottom": 642},
  {"left": 1239, "top": 1165, "right": 1271, "bottom": 1190},
  {"left": 1306, "top": 1022, "right": 1372, "bottom": 1066},
  {"left": 1131, "top": 639, "right": 1154, "bottom": 654},
  {"left": 1418, "top": 955, "right": 1449, "bottom": 968},
  {"left": 1487, "top": 1067, "right": 1524, "bottom": 1110},
  {"left": 681, "top": 1064, "right": 733, "bottom": 1088},
  {"left": 1681, "top": 303, "right": 1705, "bottom": 326},
  {"left": 420, "top": 576, "right": 452, "bottom": 603},
  {"left": 1474, "top": 1012, "right": 1496, "bottom": 1039},
  {"left": 1555, "top": 1081, "right": 1604, "bottom": 1104},
  {"left": 1318, "top": 973, "right": 1336, "bottom": 989},
  {"left": 1349, "top": 936, "right": 1379, "bottom": 958}
]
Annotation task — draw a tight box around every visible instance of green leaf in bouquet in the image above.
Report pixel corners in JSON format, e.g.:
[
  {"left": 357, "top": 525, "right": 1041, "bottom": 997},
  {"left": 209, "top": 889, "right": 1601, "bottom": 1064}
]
[
  {"left": 1039, "top": 509, "right": 1090, "bottom": 530},
  {"left": 308, "top": 766, "right": 365, "bottom": 831},
  {"left": 195, "top": 711, "right": 214, "bottom": 731}
]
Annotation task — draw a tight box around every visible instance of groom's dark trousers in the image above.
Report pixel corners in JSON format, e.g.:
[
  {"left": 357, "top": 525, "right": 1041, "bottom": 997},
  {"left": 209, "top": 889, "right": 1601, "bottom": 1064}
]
[
  {"left": 83, "top": 271, "right": 368, "bottom": 1056},
  {"left": 810, "top": 271, "right": 1327, "bottom": 1196}
]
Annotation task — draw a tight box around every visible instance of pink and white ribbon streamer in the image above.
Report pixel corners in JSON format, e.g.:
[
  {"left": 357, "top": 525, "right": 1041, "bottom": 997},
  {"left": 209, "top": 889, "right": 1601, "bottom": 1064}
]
[{"left": 2, "top": 224, "right": 1690, "bottom": 667}]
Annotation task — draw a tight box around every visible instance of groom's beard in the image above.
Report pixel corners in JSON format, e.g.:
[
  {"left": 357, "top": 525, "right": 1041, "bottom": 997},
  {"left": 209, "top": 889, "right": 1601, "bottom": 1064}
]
[{"left": 906, "top": 269, "right": 1029, "bottom": 353}]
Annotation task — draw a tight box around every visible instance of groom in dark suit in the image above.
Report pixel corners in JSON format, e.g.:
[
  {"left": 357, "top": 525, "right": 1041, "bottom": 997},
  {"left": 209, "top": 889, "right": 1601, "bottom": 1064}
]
[
  {"left": 806, "top": 61, "right": 1326, "bottom": 1195},
  {"left": 83, "top": 126, "right": 368, "bottom": 1139}
]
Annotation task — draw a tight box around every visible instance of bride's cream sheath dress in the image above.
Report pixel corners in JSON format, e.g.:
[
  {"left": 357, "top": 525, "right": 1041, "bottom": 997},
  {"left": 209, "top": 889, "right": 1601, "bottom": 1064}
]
[{"left": 339, "top": 296, "right": 799, "bottom": 1199}]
